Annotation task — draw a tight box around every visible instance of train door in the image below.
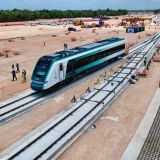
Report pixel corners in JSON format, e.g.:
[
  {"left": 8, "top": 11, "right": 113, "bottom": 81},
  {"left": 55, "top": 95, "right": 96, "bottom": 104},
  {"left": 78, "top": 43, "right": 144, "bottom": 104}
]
[{"left": 59, "top": 63, "right": 64, "bottom": 81}]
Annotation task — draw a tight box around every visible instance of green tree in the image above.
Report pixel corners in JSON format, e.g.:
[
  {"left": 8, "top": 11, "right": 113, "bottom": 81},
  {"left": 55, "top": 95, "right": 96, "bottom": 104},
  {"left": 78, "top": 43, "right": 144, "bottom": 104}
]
[{"left": 0, "top": 9, "right": 128, "bottom": 22}]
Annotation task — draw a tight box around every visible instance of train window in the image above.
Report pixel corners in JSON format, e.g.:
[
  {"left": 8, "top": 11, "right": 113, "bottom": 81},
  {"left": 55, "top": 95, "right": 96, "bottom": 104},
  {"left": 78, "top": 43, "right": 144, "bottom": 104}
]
[
  {"left": 66, "top": 44, "right": 125, "bottom": 73},
  {"left": 32, "top": 57, "right": 52, "bottom": 81},
  {"left": 66, "top": 59, "right": 76, "bottom": 73},
  {"left": 59, "top": 64, "right": 63, "bottom": 71}
]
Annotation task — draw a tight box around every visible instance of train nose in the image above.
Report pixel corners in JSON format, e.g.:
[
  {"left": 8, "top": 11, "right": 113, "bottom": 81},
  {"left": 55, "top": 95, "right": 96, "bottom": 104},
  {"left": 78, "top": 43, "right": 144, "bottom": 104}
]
[{"left": 31, "top": 82, "right": 43, "bottom": 91}]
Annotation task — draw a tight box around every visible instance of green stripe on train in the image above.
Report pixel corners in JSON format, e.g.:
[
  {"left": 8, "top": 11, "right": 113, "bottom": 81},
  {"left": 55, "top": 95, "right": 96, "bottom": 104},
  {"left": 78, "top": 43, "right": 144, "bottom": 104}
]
[{"left": 66, "top": 54, "right": 120, "bottom": 78}]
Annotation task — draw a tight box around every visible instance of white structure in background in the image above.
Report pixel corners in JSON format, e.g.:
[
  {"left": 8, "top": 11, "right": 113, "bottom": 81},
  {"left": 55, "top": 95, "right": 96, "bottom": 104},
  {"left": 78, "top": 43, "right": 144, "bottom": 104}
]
[{"left": 150, "top": 16, "right": 160, "bottom": 26}]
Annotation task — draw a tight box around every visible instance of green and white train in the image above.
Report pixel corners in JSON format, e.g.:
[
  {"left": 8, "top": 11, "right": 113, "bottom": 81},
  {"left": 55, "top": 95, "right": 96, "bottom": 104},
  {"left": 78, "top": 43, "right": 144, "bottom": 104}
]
[{"left": 31, "top": 37, "right": 125, "bottom": 91}]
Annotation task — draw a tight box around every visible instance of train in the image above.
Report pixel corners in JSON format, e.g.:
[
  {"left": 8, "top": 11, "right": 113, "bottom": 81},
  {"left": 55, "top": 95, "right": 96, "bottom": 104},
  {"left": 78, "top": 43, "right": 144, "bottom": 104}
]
[{"left": 31, "top": 37, "right": 126, "bottom": 91}]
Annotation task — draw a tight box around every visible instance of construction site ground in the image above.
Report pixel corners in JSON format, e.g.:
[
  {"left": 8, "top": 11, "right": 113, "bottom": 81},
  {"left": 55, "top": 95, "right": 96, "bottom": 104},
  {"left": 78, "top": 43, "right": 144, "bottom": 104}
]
[
  {"left": 0, "top": 21, "right": 158, "bottom": 100},
  {"left": 0, "top": 16, "right": 160, "bottom": 160}
]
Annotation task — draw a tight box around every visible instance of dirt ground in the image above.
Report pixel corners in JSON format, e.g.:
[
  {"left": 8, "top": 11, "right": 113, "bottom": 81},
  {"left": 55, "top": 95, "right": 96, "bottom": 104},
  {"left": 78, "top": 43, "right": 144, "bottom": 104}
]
[{"left": 0, "top": 21, "right": 158, "bottom": 100}]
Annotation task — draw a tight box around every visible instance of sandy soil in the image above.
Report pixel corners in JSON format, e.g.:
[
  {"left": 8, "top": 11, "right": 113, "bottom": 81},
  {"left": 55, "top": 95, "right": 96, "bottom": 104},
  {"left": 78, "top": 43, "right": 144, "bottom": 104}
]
[{"left": 0, "top": 22, "right": 158, "bottom": 100}]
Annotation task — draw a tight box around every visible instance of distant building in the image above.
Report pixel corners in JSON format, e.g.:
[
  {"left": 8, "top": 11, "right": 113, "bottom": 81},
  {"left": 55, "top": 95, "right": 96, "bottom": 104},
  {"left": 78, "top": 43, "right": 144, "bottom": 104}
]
[{"left": 150, "top": 16, "right": 160, "bottom": 26}]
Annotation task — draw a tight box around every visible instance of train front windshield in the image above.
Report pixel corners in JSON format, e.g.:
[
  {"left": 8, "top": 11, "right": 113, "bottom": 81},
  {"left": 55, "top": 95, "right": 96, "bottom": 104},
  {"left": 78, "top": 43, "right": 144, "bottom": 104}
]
[{"left": 32, "top": 56, "right": 52, "bottom": 82}]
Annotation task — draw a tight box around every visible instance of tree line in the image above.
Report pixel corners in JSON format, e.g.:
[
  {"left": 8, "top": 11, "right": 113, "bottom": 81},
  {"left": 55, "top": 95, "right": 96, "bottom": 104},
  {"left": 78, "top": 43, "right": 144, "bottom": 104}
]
[
  {"left": 0, "top": 9, "right": 128, "bottom": 22},
  {"left": 154, "top": 9, "right": 160, "bottom": 14}
]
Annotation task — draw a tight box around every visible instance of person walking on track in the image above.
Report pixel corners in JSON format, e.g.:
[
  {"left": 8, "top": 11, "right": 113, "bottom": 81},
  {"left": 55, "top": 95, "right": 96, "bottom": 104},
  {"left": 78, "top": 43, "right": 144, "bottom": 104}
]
[
  {"left": 12, "top": 67, "right": 17, "bottom": 81},
  {"left": 16, "top": 63, "right": 20, "bottom": 73}
]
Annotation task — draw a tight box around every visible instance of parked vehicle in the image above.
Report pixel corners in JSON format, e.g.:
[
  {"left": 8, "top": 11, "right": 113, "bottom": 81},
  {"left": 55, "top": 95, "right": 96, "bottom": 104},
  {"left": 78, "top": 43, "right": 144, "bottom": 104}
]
[{"left": 68, "top": 27, "right": 77, "bottom": 32}]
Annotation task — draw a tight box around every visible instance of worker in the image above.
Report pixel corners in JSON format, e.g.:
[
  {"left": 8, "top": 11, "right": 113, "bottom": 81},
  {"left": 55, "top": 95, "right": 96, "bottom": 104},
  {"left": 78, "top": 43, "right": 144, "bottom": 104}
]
[
  {"left": 12, "top": 64, "right": 14, "bottom": 69},
  {"left": 43, "top": 41, "right": 46, "bottom": 46},
  {"left": 12, "top": 67, "right": 17, "bottom": 81},
  {"left": 64, "top": 43, "right": 68, "bottom": 50},
  {"left": 144, "top": 56, "right": 148, "bottom": 66},
  {"left": 125, "top": 48, "right": 129, "bottom": 55},
  {"left": 21, "top": 69, "right": 27, "bottom": 83},
  {"left": 16, "top": 63, "right": 20, "bottom": 73}
]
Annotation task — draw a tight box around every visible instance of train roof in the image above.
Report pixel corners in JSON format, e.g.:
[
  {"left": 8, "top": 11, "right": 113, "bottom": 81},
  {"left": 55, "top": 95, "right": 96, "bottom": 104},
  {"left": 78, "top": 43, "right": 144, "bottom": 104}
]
[{"left": 48, "top": 37, "right": 124, "bottom": 60}]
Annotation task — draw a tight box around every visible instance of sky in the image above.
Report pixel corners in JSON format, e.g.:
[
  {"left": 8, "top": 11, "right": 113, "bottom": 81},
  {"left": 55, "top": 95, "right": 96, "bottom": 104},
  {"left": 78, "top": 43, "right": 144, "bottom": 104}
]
[{"left": 0, "top": 0, "right": 160, "bottom": 10}]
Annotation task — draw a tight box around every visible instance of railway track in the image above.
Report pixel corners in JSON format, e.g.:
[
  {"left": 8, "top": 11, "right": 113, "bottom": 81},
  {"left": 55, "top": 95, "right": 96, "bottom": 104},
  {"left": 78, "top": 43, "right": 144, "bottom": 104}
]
[
  {"left": 0, "top": 91, "right": 35, "bottom": 110},
  {"left": 129, "top": 33, "right": 159, "bottom": 55},
  {"left": 0, "top": 58, "right": 128, "bottom": 125},
  {"left": 1, "top": 33, "right": 159, "bottom": 160},
  {"left": 0, "top": 58, "right": 129, "bottom": 125},
  {"left": 0, "top": 34, "right": 158, "bottom": 125}
]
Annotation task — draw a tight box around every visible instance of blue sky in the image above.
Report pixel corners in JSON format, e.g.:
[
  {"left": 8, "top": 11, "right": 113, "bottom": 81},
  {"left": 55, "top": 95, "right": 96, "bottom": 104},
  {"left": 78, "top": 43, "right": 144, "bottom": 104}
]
[{"left": 0, "top": 0, "right": 160, "bottom": 10}]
